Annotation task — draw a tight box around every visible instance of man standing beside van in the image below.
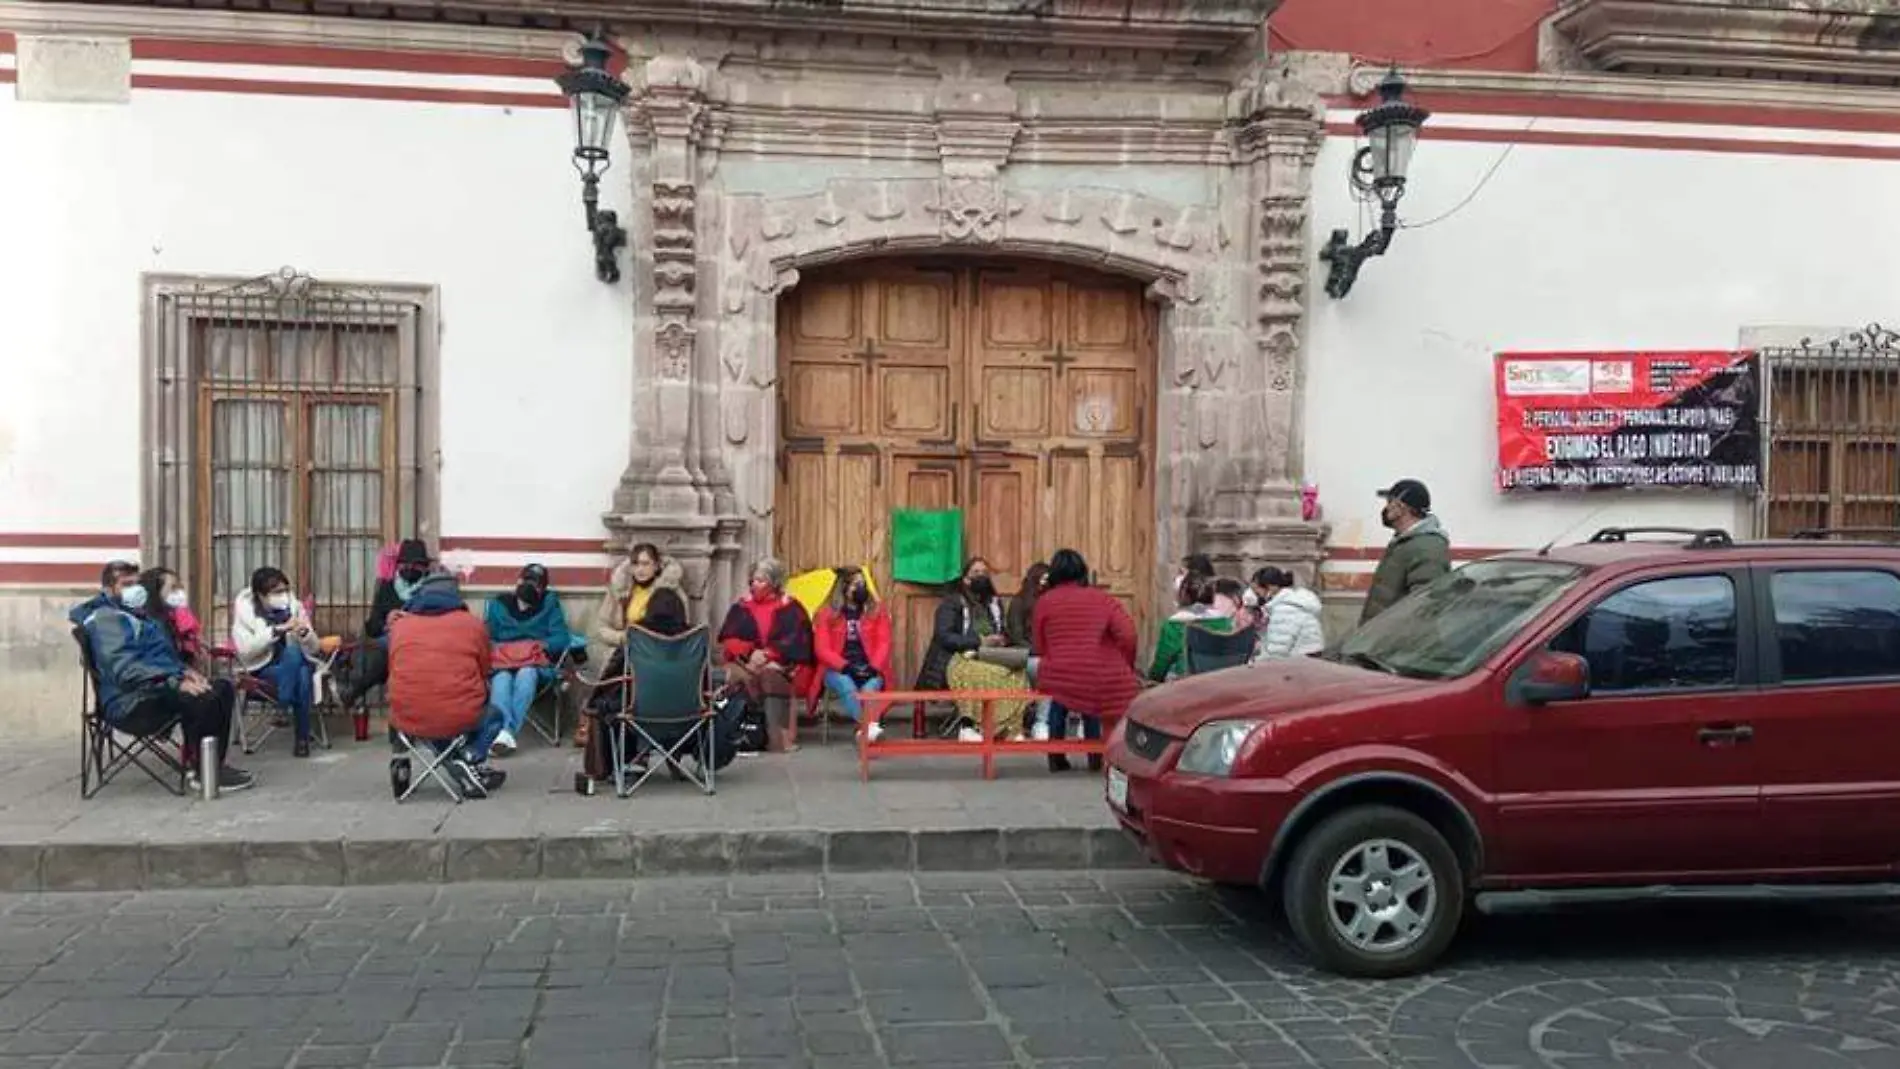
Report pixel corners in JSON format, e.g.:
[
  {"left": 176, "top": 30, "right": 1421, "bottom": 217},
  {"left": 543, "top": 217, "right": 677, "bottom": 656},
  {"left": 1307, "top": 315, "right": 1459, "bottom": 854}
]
[{"left": 1361, "top": 478, "right": 1450, "bottom": 624}]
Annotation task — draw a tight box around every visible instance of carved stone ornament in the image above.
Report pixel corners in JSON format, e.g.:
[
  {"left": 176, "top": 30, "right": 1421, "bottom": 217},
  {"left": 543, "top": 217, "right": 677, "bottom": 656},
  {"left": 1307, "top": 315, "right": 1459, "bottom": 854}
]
[
  {"left": 656, "top": 321, "right": 694, "bottom": 381},
  {"left": 929, "top": 177, "right": 1017, "bottom": 245}
]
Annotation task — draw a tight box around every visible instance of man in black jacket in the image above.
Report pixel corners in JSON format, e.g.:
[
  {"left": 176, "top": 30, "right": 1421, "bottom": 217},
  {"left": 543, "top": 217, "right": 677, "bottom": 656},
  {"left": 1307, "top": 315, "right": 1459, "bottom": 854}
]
[{"left": 337, "top": 539, "right": 433, "bottom": 709}]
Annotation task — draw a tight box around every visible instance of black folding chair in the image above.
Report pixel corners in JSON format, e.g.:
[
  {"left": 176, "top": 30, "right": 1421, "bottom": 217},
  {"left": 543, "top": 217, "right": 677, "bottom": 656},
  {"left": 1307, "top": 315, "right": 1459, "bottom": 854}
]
[
  {"left": 597, "top": 626, "right": 718, "bottom": 798},
  {"left": 71, "top": 626, "right": 188, "bottom": 800},
  {"left": 1183, "top": 623, "right": 1256, "bottom": 676}
]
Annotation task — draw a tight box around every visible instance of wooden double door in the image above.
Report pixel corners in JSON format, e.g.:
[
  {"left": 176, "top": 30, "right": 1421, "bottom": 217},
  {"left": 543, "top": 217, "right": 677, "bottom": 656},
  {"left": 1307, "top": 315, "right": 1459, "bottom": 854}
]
[{"left": 775, "top": 259, "right": 1156, "bottom": 685}]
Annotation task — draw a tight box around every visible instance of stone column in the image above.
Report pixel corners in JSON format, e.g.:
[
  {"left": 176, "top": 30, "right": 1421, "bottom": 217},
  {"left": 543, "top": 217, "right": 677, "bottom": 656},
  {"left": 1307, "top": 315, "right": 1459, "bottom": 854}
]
[
  {"left": 605, "top": 52, "right": 743, "bottom": 615},
  {"left": 1191, "top": 69, "right": 1329, "bottom": 585}
]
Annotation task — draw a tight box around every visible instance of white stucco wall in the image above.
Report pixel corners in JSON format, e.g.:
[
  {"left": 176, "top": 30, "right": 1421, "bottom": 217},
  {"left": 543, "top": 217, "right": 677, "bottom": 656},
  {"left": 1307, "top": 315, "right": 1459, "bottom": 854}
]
[
  {"left": 0, "top": 87, "right": 635, "bottom": 541},
  {"left": 1304, "top": 130, "right": 1900, "bottom": 554}
]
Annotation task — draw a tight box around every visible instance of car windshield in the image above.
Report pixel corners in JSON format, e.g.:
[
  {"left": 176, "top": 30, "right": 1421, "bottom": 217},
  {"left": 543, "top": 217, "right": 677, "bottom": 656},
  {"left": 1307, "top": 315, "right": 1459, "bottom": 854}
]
[{"left": 1333, "top": 558, "right": 1585, "bottom": 680}]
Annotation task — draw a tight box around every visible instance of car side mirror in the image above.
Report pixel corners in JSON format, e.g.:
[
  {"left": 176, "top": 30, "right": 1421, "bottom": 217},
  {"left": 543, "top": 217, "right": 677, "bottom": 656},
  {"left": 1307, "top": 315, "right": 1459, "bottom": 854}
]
[{"left": 1515, "top": 650, "right": 1590, "bottom": 706}]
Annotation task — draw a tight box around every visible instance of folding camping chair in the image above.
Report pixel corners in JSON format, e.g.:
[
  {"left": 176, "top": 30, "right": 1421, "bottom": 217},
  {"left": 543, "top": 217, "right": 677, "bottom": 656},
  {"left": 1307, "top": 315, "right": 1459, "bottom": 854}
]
[
  {"left": 213, "top": 644, "right": 334, "bottom": 755},
  {"left": 1183, "top": 624, "right": 1256, "bottom": 676},
  {"left": 389, "top": 729, "right": 480, "bottom": 803},
  {"left": 71, "top": 626, "right": 188, "bottom": 799},
  {"left": 524, "top": 641, "right": 587, "bottom": 745},
  {"left": 597, "top": 625, "right": 718, "bottom": 798}
]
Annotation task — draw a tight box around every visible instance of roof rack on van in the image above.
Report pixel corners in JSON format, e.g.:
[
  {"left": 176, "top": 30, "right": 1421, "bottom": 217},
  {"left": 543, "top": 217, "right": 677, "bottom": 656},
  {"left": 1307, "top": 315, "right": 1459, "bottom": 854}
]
[
  {"left": 1792, "top": 527, "right": 1900, "bottom": 543},
  {"left": 1587, "top": 526, "right": 1734, "bottom": 548}
]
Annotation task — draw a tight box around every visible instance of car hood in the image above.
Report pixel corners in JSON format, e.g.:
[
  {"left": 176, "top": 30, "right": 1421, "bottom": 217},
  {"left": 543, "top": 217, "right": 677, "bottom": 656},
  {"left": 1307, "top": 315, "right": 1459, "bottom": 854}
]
[{"left": 1125, "top": 656, "right": 1434, "bottom": 737}]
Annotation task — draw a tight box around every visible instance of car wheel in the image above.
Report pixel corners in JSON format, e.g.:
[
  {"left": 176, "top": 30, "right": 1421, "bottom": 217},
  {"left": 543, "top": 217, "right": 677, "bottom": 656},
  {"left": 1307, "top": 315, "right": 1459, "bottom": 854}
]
[{"left": 1282, "top": 805, "right": 1464, "bottom": 978}]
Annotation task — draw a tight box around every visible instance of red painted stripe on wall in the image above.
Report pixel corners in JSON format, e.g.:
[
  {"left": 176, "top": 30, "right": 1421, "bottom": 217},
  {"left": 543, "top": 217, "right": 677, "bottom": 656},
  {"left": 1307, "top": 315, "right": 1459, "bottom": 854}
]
[
  {"left": 1325, "top": 545, "right": 1513, "bottom": 562},
  {"left": 0, "top": 563, "right": 104, "bottom": 585},
  {"left": 131, "top": 38, "right": 563, "bottom": 79},
  {"left": 130, "top": 74, "right": 564, "bottom": 109},
  {"left": 1326, "top": 90, "right": 1900, "bottom": 139},
  {"left": 1324, "top": 121, "right": 1900, "bottom": 162}
]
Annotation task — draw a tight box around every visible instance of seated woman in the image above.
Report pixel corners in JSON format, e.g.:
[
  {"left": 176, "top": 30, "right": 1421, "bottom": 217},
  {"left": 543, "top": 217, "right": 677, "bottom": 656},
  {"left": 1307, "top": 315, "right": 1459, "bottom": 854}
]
[
  {"left": 139, "top": 566, "right": 205, "bottom": 669},
  {"left": 585, "top": 587, "right": 695, "bottom": 780},
  {"left": 231, "top": 566, "right": 325, "bottom": 757},
  {"left": 1252, "top": 566, "right": 1327, "bottom": 661},
  {"left": 1006, "top": 562, "right": 1053, "bottom": 740},
  {"left": 716, "top": 557, "right": 816, "bottom": 753},
  {"left": 1147, "top": 573, "right": 1235, "bottom": 683},
  {"left": 1032, "top": 548, "right": 1141, "bottom": 773},
  {"left": 813, "top": 566, "right": 893, "bottom": 742},
  {"left": 916, "top": 557, "right": 1030, "bottom": 743},
  {"left": 583, "top": 542, "right": 684, "bottom": 749},
  {"left": 483, "top": 563, "right": 575, "bottom": 756}
]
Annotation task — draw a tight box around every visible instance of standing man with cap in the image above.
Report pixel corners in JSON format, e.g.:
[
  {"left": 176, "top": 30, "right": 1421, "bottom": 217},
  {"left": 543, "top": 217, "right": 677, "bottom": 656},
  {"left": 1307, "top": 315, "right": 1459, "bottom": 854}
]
[{"left": 1361, "top": 478, "right": 1450, "bottom": 624}]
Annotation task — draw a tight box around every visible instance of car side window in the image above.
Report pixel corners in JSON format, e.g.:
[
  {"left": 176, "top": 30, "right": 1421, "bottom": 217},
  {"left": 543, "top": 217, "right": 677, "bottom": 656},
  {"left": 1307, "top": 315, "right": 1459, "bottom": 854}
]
[
  {"left": 1770, "top": 569, "right": 1900, "bottom": 683},
  {"left": 1549, "top": 575, "right": 1738, "bottom": 694}
]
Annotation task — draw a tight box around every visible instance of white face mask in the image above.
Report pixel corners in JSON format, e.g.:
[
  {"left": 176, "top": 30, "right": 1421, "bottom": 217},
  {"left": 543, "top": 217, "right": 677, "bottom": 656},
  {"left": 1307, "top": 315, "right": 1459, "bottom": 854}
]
[
  {"left": 118, "top": 584, "right": 149, "bottom": 612},
  {"left": 164, "top": 590, "right": 188, "bottom": 610},
  {"left": 267, "top": 592, "right": 293, "bottom": 612},
  {"left": 1242, "top": 589, "right": 1261, "bottom": 610}
]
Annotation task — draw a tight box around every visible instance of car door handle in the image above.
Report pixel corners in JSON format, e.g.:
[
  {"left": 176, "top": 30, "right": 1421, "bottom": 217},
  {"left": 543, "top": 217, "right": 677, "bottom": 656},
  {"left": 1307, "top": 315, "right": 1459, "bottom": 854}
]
[{"left": 1697, "top": 724, "right": 1754, "bottom": 746}]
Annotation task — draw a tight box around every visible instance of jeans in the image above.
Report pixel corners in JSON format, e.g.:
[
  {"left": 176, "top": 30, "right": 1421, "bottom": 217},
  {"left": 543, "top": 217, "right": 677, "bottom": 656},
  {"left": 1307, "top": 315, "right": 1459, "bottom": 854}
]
[
  {"left": 488, "top": 666, "right": 544, "bottom": 735},
  {"left": 262, "top": 644, "right": 315, "bottom": 740},
  {"left": 1047, "top": 701, "right": 1102, "bottom": 741},
  {"left": 823, "top": 671, "right": 884, "bottom": 723},
  {"left": 426, "top": 705, "right": 506, "bottom": 764}
]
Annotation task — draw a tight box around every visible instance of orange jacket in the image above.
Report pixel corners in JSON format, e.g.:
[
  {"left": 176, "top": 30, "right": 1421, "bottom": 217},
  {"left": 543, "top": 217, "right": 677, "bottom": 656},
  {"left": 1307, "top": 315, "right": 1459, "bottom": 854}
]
[{"left": 388, "top": 606, "right": 491, "bottom": 740}]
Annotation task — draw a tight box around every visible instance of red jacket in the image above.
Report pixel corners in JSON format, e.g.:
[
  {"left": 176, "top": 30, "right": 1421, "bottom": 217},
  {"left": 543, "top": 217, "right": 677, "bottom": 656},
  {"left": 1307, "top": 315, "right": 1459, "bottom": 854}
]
[
  {"left": 718, "top": 592, "right": 819, "bottom": 699},
  {"left": 1031, "top": 582, "right": 1142, "bottom": 720},
  {"left": 813, "top": 605, "right": 893, "bottom": 681},
  {"left": 387, "top": 607, "right": 491, "bottom": 740}
]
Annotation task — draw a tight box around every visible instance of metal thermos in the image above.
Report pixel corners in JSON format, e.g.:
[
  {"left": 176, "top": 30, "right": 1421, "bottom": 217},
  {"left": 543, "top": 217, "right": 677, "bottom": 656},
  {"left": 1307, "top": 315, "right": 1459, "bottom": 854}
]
[{"left": 199, "top": 738, "right": 220, "bottom": 800}]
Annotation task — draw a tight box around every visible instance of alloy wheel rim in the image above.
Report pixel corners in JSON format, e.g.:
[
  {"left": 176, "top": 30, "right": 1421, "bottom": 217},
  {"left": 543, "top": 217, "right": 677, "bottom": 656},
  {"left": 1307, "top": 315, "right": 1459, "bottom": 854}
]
[{"left": 1325, "top": 837, "right": 1437, "bottom": 955}]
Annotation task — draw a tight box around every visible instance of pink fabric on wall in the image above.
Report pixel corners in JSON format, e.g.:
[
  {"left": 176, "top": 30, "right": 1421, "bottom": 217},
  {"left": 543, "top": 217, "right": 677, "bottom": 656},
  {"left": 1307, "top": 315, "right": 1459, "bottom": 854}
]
[{"left": 376, "top": 542, "right": 399, "bottom": 582}]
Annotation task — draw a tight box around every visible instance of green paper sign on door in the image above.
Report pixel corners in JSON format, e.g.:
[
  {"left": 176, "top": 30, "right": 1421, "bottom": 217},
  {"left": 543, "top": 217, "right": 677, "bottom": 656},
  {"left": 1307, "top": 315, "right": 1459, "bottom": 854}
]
[{"left": 890, "top": 508, "right": 964, "bottom": 585}]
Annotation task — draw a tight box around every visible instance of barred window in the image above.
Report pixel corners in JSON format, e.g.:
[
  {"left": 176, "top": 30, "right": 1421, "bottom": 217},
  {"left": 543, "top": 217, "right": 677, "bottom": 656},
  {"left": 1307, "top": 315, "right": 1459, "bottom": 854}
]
[
  {"left": 145, "top": 271, "right": 438, "bottom": 641},
  {"left": 1763, "top": 332, "right": 1900, "bottom": 538}
]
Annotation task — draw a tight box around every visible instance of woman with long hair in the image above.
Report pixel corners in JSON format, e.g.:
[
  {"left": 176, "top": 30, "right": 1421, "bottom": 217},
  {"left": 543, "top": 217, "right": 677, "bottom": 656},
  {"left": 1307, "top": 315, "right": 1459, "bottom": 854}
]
[
  {"left": 137, "top": 566, "right": 204, "bottom": 668},
  {"left": 1031, "top": 548, "right": 1141, "bottom": 773},
  {"left": 1147, "top": 572, "right": 1235, "bottom": 682},
  {"left": 230, "top": 565, "right": 324, "bottom": 756},
  {"left": 917, "top": 557, "right": 1031, "bottom": 742},
  {"left": 583, "top": 542, "right": 685, "bottom": 748},
  {"left": 813, "top": 566, "right": 894, "bottom": 742}
]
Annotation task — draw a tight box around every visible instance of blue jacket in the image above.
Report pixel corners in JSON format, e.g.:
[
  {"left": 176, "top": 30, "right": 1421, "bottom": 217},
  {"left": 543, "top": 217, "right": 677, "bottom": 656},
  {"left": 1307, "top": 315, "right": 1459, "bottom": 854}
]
[
  {"left": 68, "top": 593, "right": 111, "bottom": 628},
  {"left": 483, "top": 592, "right": 574, "bottom": 658},
  {"left": 82, "top": 605, "right": 185, "bottom": 722}
]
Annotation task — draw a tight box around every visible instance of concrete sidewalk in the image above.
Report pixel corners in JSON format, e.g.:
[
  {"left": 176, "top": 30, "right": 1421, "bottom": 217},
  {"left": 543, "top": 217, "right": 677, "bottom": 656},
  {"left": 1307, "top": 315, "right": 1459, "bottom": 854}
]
[{"left": 0, "top": 723, "right": 1135, "bottom": 893}]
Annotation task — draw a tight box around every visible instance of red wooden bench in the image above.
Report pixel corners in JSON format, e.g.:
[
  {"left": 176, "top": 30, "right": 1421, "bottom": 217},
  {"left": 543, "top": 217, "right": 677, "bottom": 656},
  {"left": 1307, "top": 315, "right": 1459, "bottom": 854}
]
[{"left": 854, "top": 688, "right": 1114, "bottom": 781}]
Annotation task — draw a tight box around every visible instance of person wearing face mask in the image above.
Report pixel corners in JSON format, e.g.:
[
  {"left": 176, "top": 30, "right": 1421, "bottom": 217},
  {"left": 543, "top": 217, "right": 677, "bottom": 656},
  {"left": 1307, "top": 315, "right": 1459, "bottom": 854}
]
[
  {"left": 70, "top": 560, "right": 141, "bottom": 627},
  {"left": 334, "top": 539, "right": 434, "bottom": 713},
  {"left": 231, "top": 565, "right": 324, "bottom": 757},
  {"left": 812, "top": 567, "right": 893, "bottom": 742},
  {"left": 481, "top": 563, "right": 575, "bottom": 755},
  {"left": 1250, "top": 566, "right": 1326, "bottom": 660},
  {"left": 80, "top": 563, "right": 253, "bottom": 790},
  {"left": 1147, "top": 572, "right": 1235, "bottom": 683},
  {"left": 917, "top": 557, "right": 1031, "bottom": 743},
  {"left": 717, "top": 557, "right": 817, "bottom": 753},
  {"left": 138, "top": 567, "right": 205, "bottom": 668},
  {"left": 1361, "top": 478, "right": 1450, "bottom": 624}
]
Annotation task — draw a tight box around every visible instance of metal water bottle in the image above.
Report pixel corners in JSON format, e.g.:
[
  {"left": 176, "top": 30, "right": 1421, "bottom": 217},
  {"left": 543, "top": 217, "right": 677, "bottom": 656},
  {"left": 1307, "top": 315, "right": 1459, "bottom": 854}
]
[{"left": 198, "top": 737, "right": 220, "bottom": 800}]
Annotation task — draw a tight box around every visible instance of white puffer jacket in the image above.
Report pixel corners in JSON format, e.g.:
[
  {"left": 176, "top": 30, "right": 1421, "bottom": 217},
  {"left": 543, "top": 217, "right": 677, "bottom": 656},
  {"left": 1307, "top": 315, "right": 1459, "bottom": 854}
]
[
  {"left": 1256, "top": 587, "right": 1326, "bottom": 661},
  {"left": 231, "top": 591, "right": 322, "bottom": 673}
]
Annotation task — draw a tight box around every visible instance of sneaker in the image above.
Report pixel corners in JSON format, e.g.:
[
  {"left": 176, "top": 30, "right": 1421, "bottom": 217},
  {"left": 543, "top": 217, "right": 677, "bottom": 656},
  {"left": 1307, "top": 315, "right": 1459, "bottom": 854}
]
[
  {"left": 219, "top": 767, "right": 256, "bottom": 792},
  {"left": 492, "top": 730, "right": 517, "bottom": 756},
  {"left": 293, "top": 737, "right": 311, "bottom": 758},
  {"left": 450, "top": 761, "right": 505, "bottom": 798},
  {"left": 865, "top": 721, "right": 884, "bottom": 743},
  {"left": 957, "top": 726, "right": 983, "bottom": 743},
  {"left": 1029, "top": 722, "right": 1051, "bottom": 742}
]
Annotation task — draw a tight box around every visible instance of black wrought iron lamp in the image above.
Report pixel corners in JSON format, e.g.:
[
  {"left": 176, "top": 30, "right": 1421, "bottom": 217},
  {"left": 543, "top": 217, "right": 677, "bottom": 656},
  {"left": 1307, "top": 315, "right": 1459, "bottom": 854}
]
[
  {"left": 555, "top": 31, "right": 632, "bottom": 284},
  {"left": 1319, "top": 67, "right": 1430, "bottom": 299}
]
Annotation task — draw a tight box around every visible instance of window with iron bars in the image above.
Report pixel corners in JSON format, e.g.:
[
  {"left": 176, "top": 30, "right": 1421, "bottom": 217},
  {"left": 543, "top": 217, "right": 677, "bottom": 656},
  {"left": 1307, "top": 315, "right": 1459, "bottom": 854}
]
[
  {"left": 144, "top": 270, "right": 439, "bottom": 643},
  {"left": 1762, "top": 326, "right": 1900, "bottom": 538}
]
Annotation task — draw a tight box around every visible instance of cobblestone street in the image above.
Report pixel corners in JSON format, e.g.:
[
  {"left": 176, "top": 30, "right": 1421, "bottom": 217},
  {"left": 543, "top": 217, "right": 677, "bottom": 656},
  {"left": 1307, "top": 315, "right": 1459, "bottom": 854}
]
[{"left": 0, "top": 873, "right": 1896, "bottom": 1068}]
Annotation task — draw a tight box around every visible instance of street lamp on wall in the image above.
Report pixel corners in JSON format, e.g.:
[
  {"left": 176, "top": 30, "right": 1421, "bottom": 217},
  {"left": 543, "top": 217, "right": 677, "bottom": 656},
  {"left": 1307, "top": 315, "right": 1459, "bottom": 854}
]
[
  {"left": 555, "top": 30, "right": 632, "bottom": 284},
  {"left": 1319, "top": 67, "right": 1430, "bottom": 299}
]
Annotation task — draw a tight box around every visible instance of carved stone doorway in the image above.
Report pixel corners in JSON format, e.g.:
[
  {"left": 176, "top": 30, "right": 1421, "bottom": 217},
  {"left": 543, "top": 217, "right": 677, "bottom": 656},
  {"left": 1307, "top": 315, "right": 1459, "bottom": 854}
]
[{"left": 774, "top": 257, "right": 1158, "bottom": 684}]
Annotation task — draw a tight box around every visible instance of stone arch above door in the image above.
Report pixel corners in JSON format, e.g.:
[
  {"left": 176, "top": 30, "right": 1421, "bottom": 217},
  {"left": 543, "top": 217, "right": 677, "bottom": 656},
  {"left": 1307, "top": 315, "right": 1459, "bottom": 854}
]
[{"left": 706, "top": 177, "right": 1241, "bottom": 599}]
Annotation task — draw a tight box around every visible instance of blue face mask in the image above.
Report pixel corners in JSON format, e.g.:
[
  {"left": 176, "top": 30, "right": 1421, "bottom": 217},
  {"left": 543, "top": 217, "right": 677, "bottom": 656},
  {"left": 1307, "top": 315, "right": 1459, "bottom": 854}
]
[{"left": 118, "top": 584, "right": 149, "bottom": 612}]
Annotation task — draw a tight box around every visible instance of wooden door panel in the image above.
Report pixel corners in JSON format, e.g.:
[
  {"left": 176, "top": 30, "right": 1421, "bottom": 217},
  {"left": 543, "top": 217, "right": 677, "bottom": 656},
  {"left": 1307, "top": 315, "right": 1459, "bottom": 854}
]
[
  {"left": 834, "top": 448, "right": 881, "bottom": 571},
  {"left": 787, "top": 278, "right": 859, "bottom": 344},
  {"left": 978, "top": 367, "right": 1052, "bottom": 440},
  {"left": 980, "top": 275, "right": 1053, "bottom": 351},
  {"left": 1066, "top": 282, "right": 1143, "bottom": 359},
  {"left": 879, "top": 366, "right": 953, "bottom": 440},
  {"left": 971, "top": 454, "right": 1038, "bottom": 595},
  {"left": 878, "top": 278, "right": 954, "bottom": 350},
  {"left": 785, "top": 364, "right": 863, "bottom": 437},
  {"left": 1066, "top": 369, "right": 1138, "bottom": 439}
]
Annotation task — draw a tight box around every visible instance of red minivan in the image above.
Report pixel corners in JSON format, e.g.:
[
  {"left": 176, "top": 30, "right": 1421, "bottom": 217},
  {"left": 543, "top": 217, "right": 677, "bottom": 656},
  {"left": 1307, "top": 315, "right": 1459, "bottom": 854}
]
[{"left": 1106, "top": 527, "right": 1900, "bottom": 976}]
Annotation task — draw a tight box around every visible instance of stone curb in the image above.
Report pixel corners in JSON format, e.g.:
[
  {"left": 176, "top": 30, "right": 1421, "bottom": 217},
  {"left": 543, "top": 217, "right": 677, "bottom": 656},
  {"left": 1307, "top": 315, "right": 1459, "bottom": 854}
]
[{"left": 0, "top": 826, "right": 1143, "bottom": 892}]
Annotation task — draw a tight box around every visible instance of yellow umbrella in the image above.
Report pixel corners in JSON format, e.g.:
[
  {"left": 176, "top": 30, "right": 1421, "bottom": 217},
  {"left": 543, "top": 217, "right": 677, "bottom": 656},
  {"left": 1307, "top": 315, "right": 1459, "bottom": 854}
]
[{"left": 786, "top": 565, "right": 879, "bottom": 618}]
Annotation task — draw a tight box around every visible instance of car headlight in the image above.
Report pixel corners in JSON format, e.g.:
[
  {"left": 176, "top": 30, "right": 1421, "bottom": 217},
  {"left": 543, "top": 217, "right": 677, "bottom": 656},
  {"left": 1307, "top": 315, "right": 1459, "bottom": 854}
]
[{"left": 1175, "top": 720, "right": 1262, "bottom": 777}]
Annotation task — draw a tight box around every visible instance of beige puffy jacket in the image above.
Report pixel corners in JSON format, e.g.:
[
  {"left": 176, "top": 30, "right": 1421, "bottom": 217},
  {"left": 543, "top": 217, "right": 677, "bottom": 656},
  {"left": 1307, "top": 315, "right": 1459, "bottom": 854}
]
[{"left": 589, "top": 555, "right": 685, "bottom": 652}]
